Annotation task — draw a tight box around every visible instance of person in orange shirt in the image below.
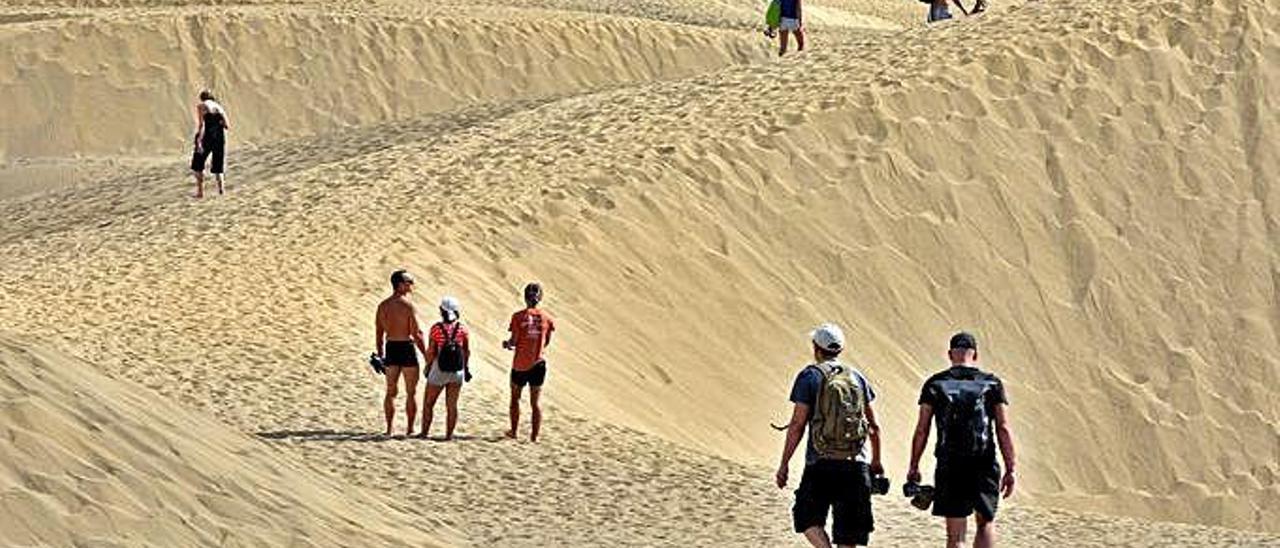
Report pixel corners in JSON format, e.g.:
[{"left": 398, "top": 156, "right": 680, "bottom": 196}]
[{"left": 502, "top": 282, "right": 555, "bottom": 442}]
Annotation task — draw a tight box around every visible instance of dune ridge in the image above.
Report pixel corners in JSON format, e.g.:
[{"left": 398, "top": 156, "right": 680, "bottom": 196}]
[
  {"left": 0, "top": 0, "right": 1277, "bottom": 542},
  {"left": 0, "top": 4, "right": 764, "bottom": 162}
]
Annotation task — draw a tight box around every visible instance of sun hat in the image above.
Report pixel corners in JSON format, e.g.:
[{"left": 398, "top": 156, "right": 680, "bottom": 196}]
[
  {"left": 440, "top": 296, "right": 461, "bottom": 322},
  {"left": 811, "top": 323, "right": 845, "bottom": 353}
]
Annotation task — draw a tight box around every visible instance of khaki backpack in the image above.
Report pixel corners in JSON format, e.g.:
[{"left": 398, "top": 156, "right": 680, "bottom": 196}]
[{"left": 810, "top": 361, "right": 870, "bottom": 460}]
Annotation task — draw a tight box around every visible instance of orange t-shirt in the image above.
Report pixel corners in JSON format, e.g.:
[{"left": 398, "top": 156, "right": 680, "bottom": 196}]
[{"left": 509, "top": 308, "right": 554, "bottom": 371}]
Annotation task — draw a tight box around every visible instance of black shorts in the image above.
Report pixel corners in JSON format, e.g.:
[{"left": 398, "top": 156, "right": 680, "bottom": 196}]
[
  {"left": 191, "top": 139, "right": 225, "bottom": 174},
  {"left": 933, "top": 457, "right": 1001, "bottom": 520},
  {"left": 510, "top": 361, "right": 547, "bottom": 388},
  {"left": 792, "top": 460, "right": 874, "bottom": 545},
  {"left": 383, "top": 340, "right": 419, "bottom": 368}
]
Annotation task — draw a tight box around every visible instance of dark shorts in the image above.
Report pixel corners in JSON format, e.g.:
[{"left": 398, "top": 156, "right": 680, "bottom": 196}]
[
  {"left": 510, "top": 361, "right": 547, "bottom": 388},
  {"left": 933, "top": 457, "right": 1001, "bottom": 520},
  {"left": 191, "top": 139, "right": 225, "bottom": 174},
  {"left": 383, "top": 340, "right": 419, "bottom": 368},
  {"left": 793, "top": 460, "right": 874, "bottom": 545}
]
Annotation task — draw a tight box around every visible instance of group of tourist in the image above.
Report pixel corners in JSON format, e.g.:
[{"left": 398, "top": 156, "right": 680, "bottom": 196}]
[
  {"left": 766, "top": 0, "right": 991, "bottom": 57},
  {"left": 777, "top": 325, "right": 1017, "bottom": 548},
  {"left": 188, "top": 12, "right": 1014, "bottom": 537},
  {"left": 368, "top": 263, "right": 1018, "bottom": 548},
  {"left": 373, "top": 270, "right": 554, "bottom": 442}
]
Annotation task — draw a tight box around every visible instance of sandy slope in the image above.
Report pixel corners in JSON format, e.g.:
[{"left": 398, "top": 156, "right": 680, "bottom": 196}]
[
  {"left": 0, "top": 0, "right": 1277, "bottom": 543},
  {"left": 0, "top": 5, "right": 763, "bottom": 161},
  {"left": 0, "top": 334, "right": 456, "bottom": 546},
  {"left": 2, "top": 339, "right": 1276, "bottom": 547}
]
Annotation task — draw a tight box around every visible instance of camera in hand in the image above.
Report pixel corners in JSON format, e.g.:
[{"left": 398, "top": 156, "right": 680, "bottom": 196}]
[
  {"left": 870, "top": 471, "right": 890, "bottom": 495},
  {"left": 903, "top": 481, "right": 936, "bottom": 510}
]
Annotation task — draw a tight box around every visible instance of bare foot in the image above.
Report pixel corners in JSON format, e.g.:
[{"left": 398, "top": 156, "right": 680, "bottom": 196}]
[{"left": 504, "top": 430, "right": 516, "bottom": 439}]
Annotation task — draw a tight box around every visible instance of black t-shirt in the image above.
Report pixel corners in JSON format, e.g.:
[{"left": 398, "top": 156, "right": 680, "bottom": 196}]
[{"left": 918, "top": 365, "right": 1007, "bottom": 460}]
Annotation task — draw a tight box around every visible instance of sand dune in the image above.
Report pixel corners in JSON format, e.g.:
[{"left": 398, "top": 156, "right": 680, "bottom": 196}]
[
  {"left": 0, "top": 334, "right": 455, "bottom": 546},
  {"left": 0, "top": 0, "right": 1277, "bottom": 543},
  {"left": 0, "top": 5, "right": 763, "bottom": 162}
]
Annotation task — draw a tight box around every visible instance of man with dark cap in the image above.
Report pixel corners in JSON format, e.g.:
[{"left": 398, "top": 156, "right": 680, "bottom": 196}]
[{"left": 906, "top": 332, "right": 1017, "bottom": 548}]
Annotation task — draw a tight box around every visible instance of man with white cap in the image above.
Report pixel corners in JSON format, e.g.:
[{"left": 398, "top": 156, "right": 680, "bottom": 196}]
[
  {"left": 419, "top": 296, "right": 471, "bottom": 440},
  {"left": 777, "top": 323, "right": 883, "bottom": 548}
]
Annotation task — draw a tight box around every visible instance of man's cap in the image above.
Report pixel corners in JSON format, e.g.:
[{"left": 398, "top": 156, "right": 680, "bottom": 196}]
[
  {"left": 390, "top": 269, "right": 414, "bottom": 287},
  {"left": 811, "top": 323, "right": 846, "bottom": 353},
  {"left": 949, "top": 332, "right": 978, "bottom": 351},
  {"left": 440, "top": 296, "right": 461, "bottom": 321}
]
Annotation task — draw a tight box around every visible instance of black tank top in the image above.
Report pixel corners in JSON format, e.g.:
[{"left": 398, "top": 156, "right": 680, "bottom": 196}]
[{"left": 202, "top": 110, "right": 226, "bottom": 143}]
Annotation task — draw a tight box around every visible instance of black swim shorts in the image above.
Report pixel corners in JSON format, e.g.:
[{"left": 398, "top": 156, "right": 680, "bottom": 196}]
[
  {"left": 510, "top": 360, "right": 547, "bottom": 387},
  {"left": 383, "top": 340, "right": 419, "bottom": 368},
  {"left": 191, "top": 139, "right": 225, "bottom": 174},
  {"left": 933, "top": 457, "right": 1001, "bottom": 520},
  {"left": 792, "top": 460, "right": 874, "bottom": 546}
]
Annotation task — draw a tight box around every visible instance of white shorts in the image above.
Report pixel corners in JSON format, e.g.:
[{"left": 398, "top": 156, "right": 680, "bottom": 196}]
[
  {"left": 780, "top": 17, "right": 801, "bottom": 31},
  {"left": 425, "top": 361, "right": 465, "bottom": 386}
]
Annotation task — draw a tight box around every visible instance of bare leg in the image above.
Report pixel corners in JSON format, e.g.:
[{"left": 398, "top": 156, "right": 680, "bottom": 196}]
[
  {"left": 530, "top": 386, "right": 543, "bottom": 442},
  {"left": 779, "top": 29, "right": 790, "bottom": 56},
  {"left": 214, "top": 173, "right": 225, "bottom": 195},
  {"left": 946, "top": 517, "right": 968, "bottom": 548},
  {"left": 193, "top": 170, "right": 205, "bottom": 198},
  {"left": 973, "top": 515, "right": 996, "bottom": 548},
  {"left": 802, "top": 525, "right": 832, "bottom": 548},
  {"left": 506, "top": 383, "right": 522, "bottom": 438},
  {"left": 444, "top": 383, "right": 461, "bottom": 440},
  {"left": 795, "top": 28, "right": 805, "bottom": 52},
  {"left": 403, "top": 367, "right": 419, "bottom": 436},
  {"left": 422, "top": 383, "right": 443, "bottom": 438},
  {"left": 382, "top": 366, "right": 401, "bottom": 436}
]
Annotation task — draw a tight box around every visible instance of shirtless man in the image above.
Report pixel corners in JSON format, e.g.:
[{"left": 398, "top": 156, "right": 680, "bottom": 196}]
[{"left": 374, "top": 270, "right": 427, "bottom": 436}]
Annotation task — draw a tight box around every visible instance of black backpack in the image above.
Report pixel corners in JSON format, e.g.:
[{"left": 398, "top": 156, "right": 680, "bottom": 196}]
[
  {"left": 935, "top": 376, "right": 996, "bottom": 458},
  {"left": 437, "top": 323, "right": 465, "bottom": 373}
]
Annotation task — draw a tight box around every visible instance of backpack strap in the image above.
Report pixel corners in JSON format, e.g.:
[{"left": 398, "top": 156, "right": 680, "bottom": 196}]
[{"left": 811, "top": 361, "right": 843, "bottom": 378}]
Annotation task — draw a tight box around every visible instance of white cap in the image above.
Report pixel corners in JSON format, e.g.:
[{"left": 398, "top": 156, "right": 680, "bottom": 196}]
[
  {"left": 440, "top": 296, "right": 461, "bottom": 322},
  {"left": 811, "top": 323, "right": 845, "bottom": 353}
]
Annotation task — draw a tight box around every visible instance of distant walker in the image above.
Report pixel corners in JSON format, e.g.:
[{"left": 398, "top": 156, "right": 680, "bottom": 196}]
[{"left": 190, "top": 89, "right": 230, "bottom": 198}]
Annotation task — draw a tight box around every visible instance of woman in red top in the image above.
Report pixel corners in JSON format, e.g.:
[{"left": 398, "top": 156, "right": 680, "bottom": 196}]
[{"left": 420, "top": 296, "right": 470, "bottom": 440}]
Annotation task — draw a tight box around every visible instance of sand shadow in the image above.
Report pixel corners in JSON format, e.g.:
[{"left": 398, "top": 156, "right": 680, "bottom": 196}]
[
  {"left": 255, "top": 429, "right": 394, "bottom": 443},
  {"left": 256, "top": 429, "right": 510, "bottom": 443},
  {"left": 414, "top": 433, "right": 510, "bottom": 443}
]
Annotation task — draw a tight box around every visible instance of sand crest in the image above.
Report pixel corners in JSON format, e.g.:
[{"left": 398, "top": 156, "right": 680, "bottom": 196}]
[{"left": 0, "top": 0, "right": 1277, "bottom": 543}]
